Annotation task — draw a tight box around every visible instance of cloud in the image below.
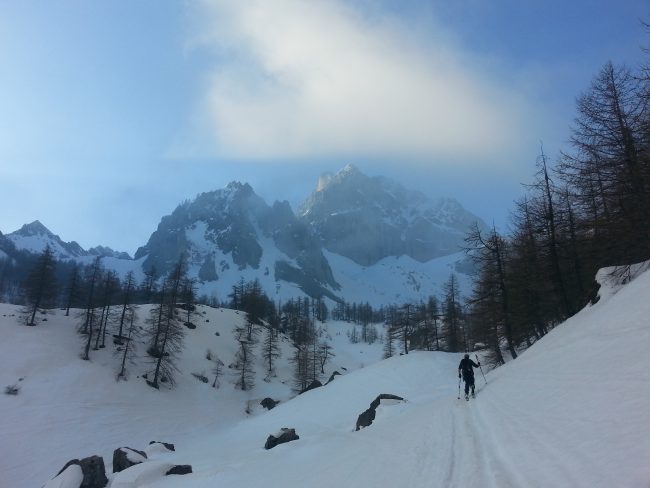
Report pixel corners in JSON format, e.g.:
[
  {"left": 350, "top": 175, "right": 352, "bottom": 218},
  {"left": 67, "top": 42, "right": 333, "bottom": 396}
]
[{"left": 194, "top": 0, "right": 533, "bottom": 164}]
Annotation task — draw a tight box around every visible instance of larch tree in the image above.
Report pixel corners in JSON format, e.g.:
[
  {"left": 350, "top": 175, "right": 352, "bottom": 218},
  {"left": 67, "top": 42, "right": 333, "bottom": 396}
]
[
  {"left": 22, "top": 245, "right": 57, "bottom": 326},
  {"left": 147, "top": 260, "right": 186, "bottom": 389}
]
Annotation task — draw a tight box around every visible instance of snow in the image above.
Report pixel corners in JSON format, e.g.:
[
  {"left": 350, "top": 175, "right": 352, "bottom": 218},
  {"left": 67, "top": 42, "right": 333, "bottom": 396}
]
[
  {"left": 43, "top": 464, "right": 83, "bottom": 488},
  {"left": 7, "top": 233, "right": 73, "bottom": 260},
  {"left": 183, "top": 219, "right": 308, "bottom": 304},
  {"left": 325, "top": 249, "right": 472, "bottom": 306},
  {"left": 111, "top": 461, "right": 175, "bottom": 488},
  {"left": 2, "top": 264, "right": 650, "bottom": 487}
]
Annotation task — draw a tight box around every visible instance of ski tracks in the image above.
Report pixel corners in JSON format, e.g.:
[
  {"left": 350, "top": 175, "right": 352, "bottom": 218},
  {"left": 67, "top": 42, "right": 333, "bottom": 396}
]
[{"left": 440, "top": 396, "right": 530, "bottom": 488}]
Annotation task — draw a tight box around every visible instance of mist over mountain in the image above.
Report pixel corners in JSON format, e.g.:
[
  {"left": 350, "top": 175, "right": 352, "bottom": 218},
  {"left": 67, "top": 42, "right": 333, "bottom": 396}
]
[
  {"left": 299, "top": 164, "right": 487, "bottom": 266},
  {"left": 1, "top": 167, "right": 486, "bottom": 305}
]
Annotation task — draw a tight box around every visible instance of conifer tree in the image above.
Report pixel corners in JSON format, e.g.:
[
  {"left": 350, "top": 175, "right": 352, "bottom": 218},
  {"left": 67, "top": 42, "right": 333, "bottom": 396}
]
[
  {"left": 262, "top": 326, "right": 281, "bottom": 380},
  {"left": 81, "top": 257, "right": 102, "bottom": 361},
  {"left": 441, "top": 273, "right": 464, "bottom": 352},
  {"left": 22, "top": 245, "right": 57, "bottom": 326},
  {"left": 63, "top": 263, "right": 81, "bottom": 317},
  {"left": 116, "top": 306, "right": 139, "bottom": 380},
  {"left": 232, "top": 323, "right": 255, "bottom": 390},
  {"left": 147, "top": 260, "right": 186, "bottom": 389},
  {"left": 116, "top": 271, "right": 136, "bottom": 342}
]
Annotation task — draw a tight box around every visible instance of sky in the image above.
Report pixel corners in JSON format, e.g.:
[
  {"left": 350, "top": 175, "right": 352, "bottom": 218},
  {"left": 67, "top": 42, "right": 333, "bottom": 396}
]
[{"left": 0, "top": 0, "right": 648, "bottom": 255}]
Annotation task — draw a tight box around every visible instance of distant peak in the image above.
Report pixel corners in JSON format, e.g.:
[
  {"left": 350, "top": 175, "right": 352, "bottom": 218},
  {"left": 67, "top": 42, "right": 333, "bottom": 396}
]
[
  {"left": 16, "top": 220, "right": 53, "bottom": 237},
  {"left": 338, "top": 163, "right": 361, "bottom": 177},
  {"left": 224, "top": 181, "right": 254, "bottom": 195}
]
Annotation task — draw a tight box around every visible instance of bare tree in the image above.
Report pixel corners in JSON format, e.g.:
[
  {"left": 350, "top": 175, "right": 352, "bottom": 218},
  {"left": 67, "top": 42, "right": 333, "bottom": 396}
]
[{"left": 22, "top": 245, "right": 57, "bottom": 326}]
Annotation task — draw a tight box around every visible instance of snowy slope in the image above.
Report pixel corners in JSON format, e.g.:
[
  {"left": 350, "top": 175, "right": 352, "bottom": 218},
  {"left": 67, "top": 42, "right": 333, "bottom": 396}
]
[
  {"left": 3, "top": 264, "right": 650, "bottom": 487},
  {"left": 115, "top": 264, "right": 650, "bottom": 488},
  {"left": 0, "top": 305, "right": 382, "bottom": 488},
  {"left": 325, "top": 250, "right": 473, "bottom": 306}
]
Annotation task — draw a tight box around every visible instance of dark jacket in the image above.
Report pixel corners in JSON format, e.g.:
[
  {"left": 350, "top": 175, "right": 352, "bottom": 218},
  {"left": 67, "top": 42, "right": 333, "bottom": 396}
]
[{"left": 458, "top": 357, "right": 479, "bottom": 377}]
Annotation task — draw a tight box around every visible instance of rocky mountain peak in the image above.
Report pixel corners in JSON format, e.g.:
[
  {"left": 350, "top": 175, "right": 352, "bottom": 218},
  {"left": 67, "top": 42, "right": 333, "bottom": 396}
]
[
  {"left": 299, "top": 165, "right": 486, "bottom": 266},
  {"left": 15, "top": 220, "right": 54, "bottom": 237}
]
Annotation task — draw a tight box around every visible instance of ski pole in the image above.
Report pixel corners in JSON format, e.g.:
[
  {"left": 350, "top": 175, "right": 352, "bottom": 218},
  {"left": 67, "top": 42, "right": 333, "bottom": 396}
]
[
  {"left": 476, "top": 354, "right": 487, "bottom": 385},
  {"left": 457, "top": 376, "right": 461, "bottom": 399}
]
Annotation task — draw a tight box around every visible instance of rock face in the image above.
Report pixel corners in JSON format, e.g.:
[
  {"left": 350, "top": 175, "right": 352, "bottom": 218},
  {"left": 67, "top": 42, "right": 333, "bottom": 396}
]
[
  {"left": 134, "top": 183, "right": 340, "bottom": 300},
  {"left": 299, "top": 164, "right": 487, "bottom": 266},
  {"left": 356, "top": 394, "right": 405, "bottom": 431},
  {"left": 4, "top": 165, "right": 483, "bottom": 306},
  {"left": 112, "top": 447, "right": 147, "bottom": 473},
  {"left": 265, "top": 428, "right": 299, "bottom": 450},
  {"left": 54, "top": 456, "right": 108, "bottom": 488}
]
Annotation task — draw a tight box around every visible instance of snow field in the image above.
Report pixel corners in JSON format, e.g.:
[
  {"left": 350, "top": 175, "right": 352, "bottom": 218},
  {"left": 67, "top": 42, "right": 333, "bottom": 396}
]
[{"left": 2, "top": 263, "right": 650, "bottom": 487}]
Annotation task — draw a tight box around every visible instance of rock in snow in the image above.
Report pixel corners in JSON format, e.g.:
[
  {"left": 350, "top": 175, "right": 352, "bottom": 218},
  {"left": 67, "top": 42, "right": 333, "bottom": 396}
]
[
  {"left": 52, "top": 456, "right": 108, "bottom": 488},
  {"left": 112, "top": 447, "right": 147, "bottom": 473},
  {"left": 166, "top": 465, "right": 193, "bottom": 475},
  {"left": 148, "top": 441, "right": 175, "bottom": 452},
  {"left": 265, "top": 428, "right": 299, "bottom": 450},
  {"left": 260, "top": 397, "right": 280, "bottom": 410},
  {"left": 356, "top": 394, "right": 405, "bottom": 431}
]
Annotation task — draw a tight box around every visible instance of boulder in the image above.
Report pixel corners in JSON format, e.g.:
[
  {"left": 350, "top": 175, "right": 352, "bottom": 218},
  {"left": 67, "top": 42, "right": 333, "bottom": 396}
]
[
  {"left": 166, "top": 465, "right": 193, "bottom": 475},
  {"left": 112, "top": 447, "right": 147, "bottom": 473},
  {"left": 355, "top": 407, "right": 376, "bottom": 431},
  {"left": 369, "top": 393, "right": 404, "bottom": 410},
  {"left": 260, "top": 397, "right": 279, "bottom": 410},
  {"left": 265, "top": 428, "right": 299, "bottom": 450},
  {"left": 148, "top": 441, "right": 175, "bottom": 452},
  {"left": 54, "top": 456, "right": 108, "bottom": 488},
  {"left": 356, "top": 394, "right": 405, "bottom": 431}
]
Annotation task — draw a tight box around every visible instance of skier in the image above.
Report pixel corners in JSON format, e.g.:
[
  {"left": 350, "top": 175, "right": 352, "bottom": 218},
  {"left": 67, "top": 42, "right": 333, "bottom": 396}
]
[{"left": 458, "top": 353, "right": 480, "bottom": 400}]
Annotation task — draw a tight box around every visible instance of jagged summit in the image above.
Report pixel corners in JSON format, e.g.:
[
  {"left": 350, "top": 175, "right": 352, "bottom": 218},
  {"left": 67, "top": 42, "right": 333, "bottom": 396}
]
[
  {"left": 315, "top": 164, "right": 362, "bottom": 193},
  {"left": 3, "top": 168, "right": 483, "bottom": 305},
  {"left": 299, "top": 165, "right": 487, "bottom": 266},
  {"left": 134, "top": 181, "right": 339, "bottom": 301},
  {"left": 14, "top": 220, "right": 54, "bottom": 237}
]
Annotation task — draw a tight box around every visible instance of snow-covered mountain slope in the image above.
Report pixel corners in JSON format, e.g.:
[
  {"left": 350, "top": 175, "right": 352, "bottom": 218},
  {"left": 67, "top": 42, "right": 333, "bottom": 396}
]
[
  {"left": 134, "top": 182, "right": 341, "bottom": 302},
  {"left": 6, "top": 221, "right": 132, "bottom": 261},
  {"left": 324, "top": 249, "right": 473, "bottom": 305},
  {"left": 4, "top": 263, "right": 650, "bottom": 487},
  {"left": 132, "top": 178, "right": 474, "bottom": 306},
  {"left": 0, "top": 304, "right": 383, "bottom": 488},
  {"left": 1, "top": 168, "right": 479, "bottom": 305}
]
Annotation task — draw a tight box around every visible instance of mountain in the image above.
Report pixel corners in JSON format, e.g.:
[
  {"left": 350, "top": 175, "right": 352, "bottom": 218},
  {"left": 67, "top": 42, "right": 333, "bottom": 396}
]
[
  {"left": 1, "top": 167, "right": 485, "bottom": 305},
  {"left": 134, "top": 182, "right": 341, "bottom": 301},
  {"left": 299, "top": 164, "right": 487, "bottom": 266},
  {"left": 5, "top": 220, "right": 132, "bottom": 261}
]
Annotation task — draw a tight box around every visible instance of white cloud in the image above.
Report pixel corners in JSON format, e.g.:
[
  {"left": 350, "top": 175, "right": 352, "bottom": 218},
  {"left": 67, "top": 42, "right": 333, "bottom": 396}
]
[{"left": 194, "top": 0, "right": 533, "bottom": 164}]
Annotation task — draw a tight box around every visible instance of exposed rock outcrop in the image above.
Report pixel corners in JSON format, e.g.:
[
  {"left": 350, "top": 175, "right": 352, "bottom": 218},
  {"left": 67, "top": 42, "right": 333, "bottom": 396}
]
[{"left": 265, "top": 428, "right": 299, "bottom": 450}]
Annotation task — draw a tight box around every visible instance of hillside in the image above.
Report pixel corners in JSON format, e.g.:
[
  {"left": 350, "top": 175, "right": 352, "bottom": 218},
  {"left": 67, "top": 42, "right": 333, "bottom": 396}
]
[{"left": 2, "top": 264, "right": 650, "bottom": 487}]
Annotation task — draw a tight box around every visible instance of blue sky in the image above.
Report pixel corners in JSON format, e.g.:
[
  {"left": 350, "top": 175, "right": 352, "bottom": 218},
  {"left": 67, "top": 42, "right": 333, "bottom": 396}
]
[{"left": 1, "top": 0, "right": 648, "bottom": 254}]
